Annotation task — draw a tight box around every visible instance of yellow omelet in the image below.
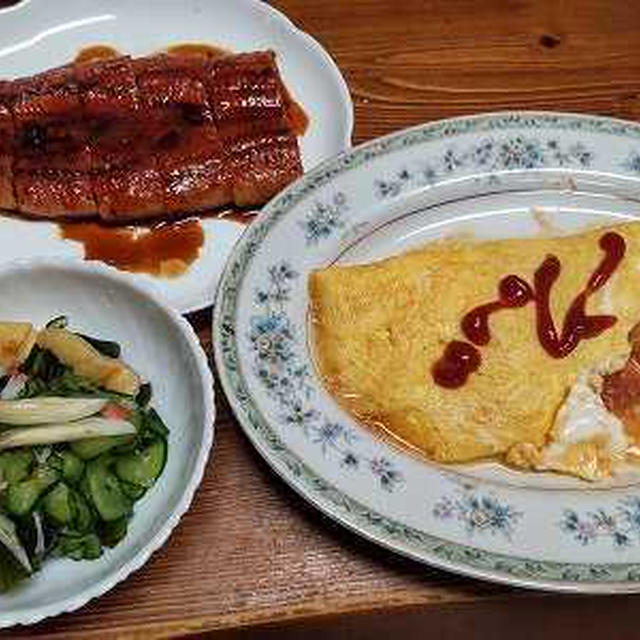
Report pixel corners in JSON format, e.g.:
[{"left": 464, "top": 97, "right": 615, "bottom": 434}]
[{"left": 309, "top": 222, "right": 640, "bottom": 468}]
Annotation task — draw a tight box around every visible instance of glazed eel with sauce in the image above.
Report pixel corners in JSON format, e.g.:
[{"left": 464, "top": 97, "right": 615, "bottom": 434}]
[{"left": 0, "top": 49, "right": 305, "bottom": 221}]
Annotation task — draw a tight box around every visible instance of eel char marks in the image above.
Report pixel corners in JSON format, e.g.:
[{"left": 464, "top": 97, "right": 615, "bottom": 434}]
[
  {"left": 0, "top": 82, "right": 15, "bottom": 210},
  {"left": 132, "top": 54, "right": 232, "bottom": 215},
  {"left": 76, "top": 56, "right": 165, "bottom": 220},
  {"left": 0, "top": 50, "right": 303, "bottom": 221},
  {"left": 206, "top": 51, "right": 290, "bottom": 139},
  {"left": 10, "top": 64, "right": 95, "bottom": 217}
]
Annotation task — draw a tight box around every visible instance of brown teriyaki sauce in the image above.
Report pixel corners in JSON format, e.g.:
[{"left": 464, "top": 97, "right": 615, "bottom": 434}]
[
  {"left": 74, "top": 45, "right": 121, "bottom": 65},
  {"left": 432, "top": 232, "right": 626, "bottom": 389},
  {"left": 60, "top": 219, "right": 205, "bottom": 278}
]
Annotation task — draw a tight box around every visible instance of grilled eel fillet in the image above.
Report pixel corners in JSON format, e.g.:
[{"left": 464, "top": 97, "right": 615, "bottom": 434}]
[{"left": 0, "top": 51, "right": 303, "bottom": 221}]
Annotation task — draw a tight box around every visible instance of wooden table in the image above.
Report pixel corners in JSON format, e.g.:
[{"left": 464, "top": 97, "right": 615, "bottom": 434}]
[{"left": 12, "top": 0, "right": 640, "bottom": 637}]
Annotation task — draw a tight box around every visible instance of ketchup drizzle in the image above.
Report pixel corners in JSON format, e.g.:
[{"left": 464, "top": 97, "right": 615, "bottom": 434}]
[
  {"left": 431, "top": 341, "right": 482, "bottom": 389},
  {"left": 431, "top": 232, "right": 626, "bottom": 389}
]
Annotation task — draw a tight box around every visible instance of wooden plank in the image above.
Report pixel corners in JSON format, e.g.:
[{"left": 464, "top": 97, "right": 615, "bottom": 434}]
[{"left": 10, "top": 0, "right": 640, "bottom": 636}]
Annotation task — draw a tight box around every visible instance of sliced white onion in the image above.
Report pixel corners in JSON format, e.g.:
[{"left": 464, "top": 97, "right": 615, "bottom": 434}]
[
  {"left": 0, "top": 374, "right": 28, "bottom": 401},
  {"left": 0, "top": 397, "right": 108, "bottom": 425},
  {"left": 32, "top": 512, "right": 45, "bottom": 559},
  {"left": 0, "top": 418, "right": 136, "bottom": 451},
  {"left": 0, "top": 512, "right": 31, "bottom": 573}
]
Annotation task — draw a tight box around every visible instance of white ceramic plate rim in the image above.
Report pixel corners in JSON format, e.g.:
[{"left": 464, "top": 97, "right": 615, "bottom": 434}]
[
  {"left": 214, "top": 110, "right": 640, "bottom": 593},
  {"left": 1, "top": 258, "right": 215, "bottom": 628}
]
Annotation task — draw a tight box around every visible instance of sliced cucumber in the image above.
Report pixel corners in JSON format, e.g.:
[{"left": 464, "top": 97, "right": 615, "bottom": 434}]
[
  {"left": 0, "top": 449, "right": 33, "bottom": 484},
  {"left": 5, "top": 467, "right": 59, "bottom": 517},
  {"left": 86, "top": 458, "right": 131, "bottom": 521},
  {"left": 60, "top": 451, "right": 84, "bottom": 485},
  {"left": 70, "top": 434, "right": 135, "bottom": 460},
  {"left": 115, "top": 438, "right": 167, "bottom": 489},
  {"left": 43, "top": 482, "right": 73, "bottom": 526},
  {"left": 120, "top": 481, "right": 147, "bottom": 501},
  {"left": 98, "top": 517, "right": 128, "bottom": 548},
  {"left": 69, "top": 490, "right": 93, "bottom": 533},
  {"left": 55, "top": 531, "right": 102, "bottom": 561}
]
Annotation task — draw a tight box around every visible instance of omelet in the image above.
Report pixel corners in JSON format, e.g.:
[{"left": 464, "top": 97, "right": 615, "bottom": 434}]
[{"left": 309, "top": 222, "right": 640, "bottom": 475}]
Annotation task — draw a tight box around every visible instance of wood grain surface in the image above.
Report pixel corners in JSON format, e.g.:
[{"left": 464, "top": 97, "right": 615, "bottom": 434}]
[{"left": 7, "top": 0, "right": 640, "bottom": 638}]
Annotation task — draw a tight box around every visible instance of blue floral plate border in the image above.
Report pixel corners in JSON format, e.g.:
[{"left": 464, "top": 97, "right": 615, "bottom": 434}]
[{"left": 213, "top": 111, "right": 640, "bottom": 593}]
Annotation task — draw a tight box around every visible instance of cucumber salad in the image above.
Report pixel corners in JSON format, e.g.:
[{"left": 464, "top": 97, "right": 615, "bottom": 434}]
[{"left": 0, "top": 316, "right": 168, "bottom": 592}]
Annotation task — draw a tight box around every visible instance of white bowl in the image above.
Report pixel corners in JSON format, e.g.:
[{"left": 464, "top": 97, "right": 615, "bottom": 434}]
[{"left": 0, "top": 259, "right": 215, "bottom": 628}]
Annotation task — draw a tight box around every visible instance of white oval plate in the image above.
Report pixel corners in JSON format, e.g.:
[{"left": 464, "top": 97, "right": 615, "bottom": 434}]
[
  {"left": 214, "top": 111, "right": 640, "bottom": 593},
  {"left": 0, "top": 260, "right": 214, "bottom": 628},
  {"left": 0, "top": 0, "right": 353, "bottom": 313}
]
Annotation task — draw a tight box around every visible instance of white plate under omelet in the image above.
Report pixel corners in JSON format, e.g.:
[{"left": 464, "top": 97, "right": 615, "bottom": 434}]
[{"left": 214, "top": 111, "right": 640, "bottom": 593}]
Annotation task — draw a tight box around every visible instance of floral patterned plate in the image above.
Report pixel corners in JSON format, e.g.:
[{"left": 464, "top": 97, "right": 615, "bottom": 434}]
[{"left": 213, "top": 112, "right": 640, "bottom": 592}]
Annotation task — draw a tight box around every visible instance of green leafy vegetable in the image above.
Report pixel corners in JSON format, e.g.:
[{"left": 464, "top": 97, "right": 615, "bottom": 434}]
[
  {"left": 0, "top": 543, "right": 29, "bottom": 592},
  {"left": 45, "top": 316, "right": 68, "bottom": 330},
  {"left": 49, "top": 450, "right": 85, "bottom": 485},
  {"left": 0, "top": 316, "right": 169, "bottom": 590},
  {"left": 135, "top": 383, "right": 152, "bottom": 408},
  {"left": 76, "top": 334, "right": 121, "bottom": 359},
  {"left": 54, "top": 531, "right": 102, "bottom": 561},
  {"left": 97, "top": 517, "right": 128, "bottom": 548}
]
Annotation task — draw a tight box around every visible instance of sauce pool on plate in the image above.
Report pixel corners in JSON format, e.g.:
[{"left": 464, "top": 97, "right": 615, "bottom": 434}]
[
  {"left": 166, "top": 43, "right": 230, "bottom": 59},
  {"left": 74, "top": 45, "right": 121, "bottom": 64},
  {"left": 60, "top": 219, "right": 204, "bottom": 278}
]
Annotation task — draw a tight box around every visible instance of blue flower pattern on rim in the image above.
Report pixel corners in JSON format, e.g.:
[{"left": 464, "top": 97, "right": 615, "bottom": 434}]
[
  {"left": 248, "top": 258, "right": 404, "bottom": 492},
  {"left": 218, "top": 112, "right": 640, "bottom": 585},
  {"left": 560, "top": 498, "right": 640, "bottom": 549},
  {"left": 300, "top": 192, "right": 348, "bottom": 245},
  {"left": 433, "top": 487, "right": 522, "bottom": 541},
  {"left": 374, "top": 136, "right": 594, "bottom": 199},
  {"left": 622, "top": 150, "right": 640, "bottom": 175}
]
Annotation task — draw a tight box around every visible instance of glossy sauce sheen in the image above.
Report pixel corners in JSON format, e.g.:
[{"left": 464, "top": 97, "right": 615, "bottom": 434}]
[
  {"left": 60, "top": 219, "right": 204, "bottom": 277},
  {"left": 166, "top": 43, "right": 309, "bottom": 136},
  {"left": 74, "top": 45, "right": 121, "bottom": 64},
  {"left": 62, "top": 42, "right": 308, "bottom": 277},
  {"left": 166, "top": 43, "right": 230, "bottom": 59},
  {"left": 432, "top": 232, "right": 626, "bottom": 388},
  {"left": 65, "top": 43, "right": 269, "bottom": 278}
]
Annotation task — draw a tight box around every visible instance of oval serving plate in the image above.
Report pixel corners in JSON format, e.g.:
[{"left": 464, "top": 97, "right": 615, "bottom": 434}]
[
  {"left": 214, "top": 111, "right": 640, "bottom": 593},
  {"left": 0, "top": 0, "right": 353, "bottom": 313},
  {"left": 0, "top": 260, "right": 214, "bottom": 628}
]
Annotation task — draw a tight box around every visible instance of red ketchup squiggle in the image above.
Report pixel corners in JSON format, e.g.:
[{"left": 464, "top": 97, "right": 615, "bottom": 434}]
[{"left": 431, "top": 232, "right": 626, "bottom": 389}]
